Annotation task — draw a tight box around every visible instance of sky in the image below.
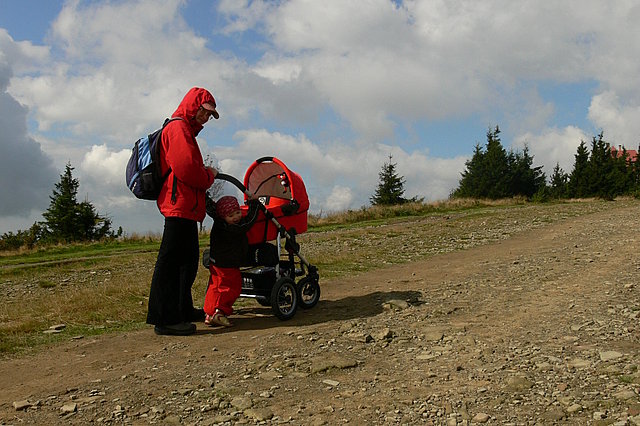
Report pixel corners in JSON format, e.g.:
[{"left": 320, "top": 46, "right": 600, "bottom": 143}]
[{"left": 1, "top": 0, "right": 639, "bottom": 236}]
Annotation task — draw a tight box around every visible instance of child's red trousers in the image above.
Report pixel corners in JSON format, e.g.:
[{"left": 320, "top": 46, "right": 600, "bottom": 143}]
[{"left": 204, "top": 265, "right": 242, "bottom": 316}]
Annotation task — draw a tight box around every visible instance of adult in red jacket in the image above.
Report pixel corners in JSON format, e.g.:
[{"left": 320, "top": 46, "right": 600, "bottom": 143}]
[{"left": 146, "top": 87, "right": 219, "bottom": 336}]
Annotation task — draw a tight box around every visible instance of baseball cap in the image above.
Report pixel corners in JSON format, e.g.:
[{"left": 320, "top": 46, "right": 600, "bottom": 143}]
[{"left": 201, "top": 102, "right": 219, "bottom": 119}]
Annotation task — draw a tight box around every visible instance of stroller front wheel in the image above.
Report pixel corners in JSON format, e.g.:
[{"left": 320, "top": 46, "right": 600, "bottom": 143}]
[
  {"left": 270, "top": 277, "right": 298, "bottom": 320},
  {"left": 297, "top": 277, "right": 320, "bottom": 309}
]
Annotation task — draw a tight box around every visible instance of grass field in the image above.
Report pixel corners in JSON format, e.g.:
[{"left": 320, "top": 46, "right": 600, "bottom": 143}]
[{"left": 0, "top": 197, "right": 622, "bottom": 356}]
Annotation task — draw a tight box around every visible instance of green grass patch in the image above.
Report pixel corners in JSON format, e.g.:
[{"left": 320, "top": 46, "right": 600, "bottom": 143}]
[
  {"left": 0, "top": 197, "right": 633, "bottom": 356},
  {"left": 618, "top": 375, "right": 637, "bottom": 384}
]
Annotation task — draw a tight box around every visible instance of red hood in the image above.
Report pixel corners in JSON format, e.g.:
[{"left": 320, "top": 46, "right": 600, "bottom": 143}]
[{"left": 171, "top": 87, "right": 216, "bottom": 136}]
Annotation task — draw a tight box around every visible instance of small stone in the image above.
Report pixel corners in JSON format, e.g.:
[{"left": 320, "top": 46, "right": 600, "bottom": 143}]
[
  {"left": 163, "top": 415, "right": 181, "bottom": 425},
  {"left": 558, "top": 396, "right": 572, "bottom": 406},
  {"left": 245, "top": 407, "right": 274, "bottom": 421},
  {"left": 566, "top": 404, "right": 582, "bottom": 413},
  {"left": 259, "top": 371, "right": 280, "bottom": 380},
  {"left": 505, "top": 376, "right": 533, "bottom": 393},
  {"left": 373, "top": 328, "right": 393, "bottom": 341},
  {"left": 13, "top": 400, "right": 31, "bottom": 411},
  {"left": 543, "top": 408, "right": 566, "bottom": 421},
  {"left": 60, "top": 402, "right": 77, "bottom": 413},
  {"left": 599, "top": 351, "right": 623, "bottom": 361},
  {"left": 424, "top": 329, "right": 444, "bottom": 342},
  {"left": 356, "top": 333, "right": 374, "bottom": 343},
  {"left": 384, "top": 299, "right": 409, "bottom": 310},
  {"left": 416, "top": 353, "right": 439, "bottom": 361},
  {"left": 310, "top": 357, "right": 358, "bottom": 374},
  {"left": 322, "top": 379, "right": 340, "bottom": 387},
  {"left": 567, "top": 358, "right": 590, "bottom": 368},
  {"left": 230, "top": 396, "right": 252, "bottom": 410},
  {"left": 472, "top": 413, "right": 490, "bottom": 423},
  {"left": 536, "top": 361, "right": 552, "bottom": 371},
  {"left": 613, "top": 390, "right": 636, "bottom": 400}
]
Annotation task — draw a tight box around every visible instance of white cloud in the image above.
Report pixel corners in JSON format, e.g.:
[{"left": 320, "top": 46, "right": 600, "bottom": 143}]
[
  {"left": 588, "top": 91, "right": 640, "bottom": 150},
  {"left": 513, "top": 126, "right": 589, "bottom": 177},
  {"left": 0, "top": 37, "right": 57, "bottom": 226},
  {"left": 8, "top": 0, "right": 238, "bottom": 143},
  {"left": 81, "top": 145, "right": 130, "bottom": 188},
  {"left": 324, "top": 186, "right": 353, "bottom": 212},
  {"left": 210, "top": 128, "right": 463, "bottom": 214},
  {"left": 4, "top": 0, "right": 640, "bottom": 235},
  {"left": 0, "top": 29, "right": 50, "bottom": 73}
]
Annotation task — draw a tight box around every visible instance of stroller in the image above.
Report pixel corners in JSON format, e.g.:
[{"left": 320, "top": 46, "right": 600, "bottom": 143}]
[{"left": 202, "top": 156, "right": 320, "bottom": 320}]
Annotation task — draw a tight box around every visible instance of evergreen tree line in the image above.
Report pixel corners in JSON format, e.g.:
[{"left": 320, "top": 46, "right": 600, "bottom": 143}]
[
  {"left": 5, "top": 126, "right": 638, "bottom": 249},
  {"left": 0, "top": 163, "right": 119, "bottom": 251},
  {"left": 452, "top": 127, "right": 640, "bottom": 201}
]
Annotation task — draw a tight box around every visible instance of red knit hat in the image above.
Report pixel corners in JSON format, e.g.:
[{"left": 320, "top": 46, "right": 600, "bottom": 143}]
[{"left": 216, "top": 196, "right": 240, "bottom": 218}]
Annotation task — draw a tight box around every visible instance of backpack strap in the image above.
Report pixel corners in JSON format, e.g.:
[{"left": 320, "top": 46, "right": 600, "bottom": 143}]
[
  {"left": 160, "top": 117, "right": 183, "bottom": 204},
  {"left": 171, "top": 176, "right": 178, "bottom": 205}
]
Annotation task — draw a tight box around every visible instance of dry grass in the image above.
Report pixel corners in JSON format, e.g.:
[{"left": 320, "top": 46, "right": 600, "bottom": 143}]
[
  {"left": 308, "top": 197, "right": 529, "bottom": 228},
  {"left": 0, "top": 197, "right": 628, "bottom": 355}
]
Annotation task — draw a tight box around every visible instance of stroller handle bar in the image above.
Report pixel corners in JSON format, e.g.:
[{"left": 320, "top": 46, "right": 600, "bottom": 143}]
[
  {"left": 214, "top": 172, "right": 314, "bottom": 270},
  {"left": 216, "top": 173, "right": 249, "bottom": 195}
]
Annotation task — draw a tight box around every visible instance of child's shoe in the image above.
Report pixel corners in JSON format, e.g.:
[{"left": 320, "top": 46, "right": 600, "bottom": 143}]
[
  {"left": 204, "top": 314, "right": 214, "bottom": 326},
  {"left": 206, "top": 310, "right": 233, "bottom": 327}
]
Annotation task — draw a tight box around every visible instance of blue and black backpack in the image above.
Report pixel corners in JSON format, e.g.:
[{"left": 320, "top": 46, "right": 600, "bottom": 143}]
[{"left": 125, "top": 117, "right": 181, "bottom": 200}]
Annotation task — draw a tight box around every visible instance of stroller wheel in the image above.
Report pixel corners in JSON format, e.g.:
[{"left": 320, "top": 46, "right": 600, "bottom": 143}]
[
  {"left": 297, "top": 277, "right": 320, "bottom": 309},
  {"left": 255, "top": 297, "right": 271, "bottom": 307},
  {"left": 270, "top": 277, "right": 298, "bottom": 320}
]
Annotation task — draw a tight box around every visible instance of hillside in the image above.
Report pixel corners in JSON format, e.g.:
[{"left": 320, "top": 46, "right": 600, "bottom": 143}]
[{"left": 1, "top": 199, "right": 639, "bottom": 425}]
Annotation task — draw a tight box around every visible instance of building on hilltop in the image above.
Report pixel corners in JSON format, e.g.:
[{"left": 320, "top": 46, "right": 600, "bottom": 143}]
[{"left": 610, "top": 145, "right": 639, "bottom": 162}]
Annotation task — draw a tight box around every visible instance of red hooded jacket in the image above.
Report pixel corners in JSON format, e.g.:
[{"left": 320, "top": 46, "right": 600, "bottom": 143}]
[{"left": 156, "top": 87, "right": 216, "bottom": 222}]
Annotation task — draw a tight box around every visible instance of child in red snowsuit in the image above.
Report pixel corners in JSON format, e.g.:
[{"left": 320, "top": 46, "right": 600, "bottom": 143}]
[{"left": 204, "top": 195, "right": 260, "bottom": 327}]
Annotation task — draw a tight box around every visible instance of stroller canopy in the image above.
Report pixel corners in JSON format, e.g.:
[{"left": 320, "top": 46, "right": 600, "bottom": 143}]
[
  {"left": 243, "top": 157, "right": 309, "bottom": 213},
  {"left": 241, "top": 157, "right": 309, "bottom": 244}
]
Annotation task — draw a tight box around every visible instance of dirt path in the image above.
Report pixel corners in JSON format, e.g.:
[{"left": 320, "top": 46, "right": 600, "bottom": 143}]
[{"left": 1, "top": 203, "right": 639, "bottom": 425}]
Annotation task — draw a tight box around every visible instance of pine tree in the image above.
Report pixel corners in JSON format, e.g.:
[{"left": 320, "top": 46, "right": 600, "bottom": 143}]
[
  {"left": 371, "top": 155, "right": 407, "bottom": 206},
  {"left": 587, "top": 133, "right": 616, "bottom": 199},
  {"left": 568, "top": 141, "right": 590, "bottom": 198},
  {"left": 508, "top": 145, "right": 546, "bottom": 198},
  {"left": 42, "top": 163, "right": 81, "bottom": 241},
  {"left": 482, "top": 126, "right": 510, "bottom": 198},
  {"left": 453, "top": 144, "right": 484, "bottom": 198},
  {"left": 549, "top": 163, "right": 568, "bottom": 199},
  {"left": 42, "top": 162, "right": 114, "bottom": 242},
  {"left": 453, "top": 126, "right": 512, "bottom": 199},
  {"left": 608, "top": 144, "right": 632, "bottom": 197}
]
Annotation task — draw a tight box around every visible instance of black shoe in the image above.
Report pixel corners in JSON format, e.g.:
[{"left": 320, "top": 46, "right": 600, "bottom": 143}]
[
  {"left": 190, "top": 307, "right": 206, "bottom": 322},
  {"left": 154, "top": 322, "right": 196, "bottom": 336}
]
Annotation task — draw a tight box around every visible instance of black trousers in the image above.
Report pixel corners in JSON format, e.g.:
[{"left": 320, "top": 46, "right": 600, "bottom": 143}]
[{"left": 146, "top": 217, "right": 199, "bottom": 326}]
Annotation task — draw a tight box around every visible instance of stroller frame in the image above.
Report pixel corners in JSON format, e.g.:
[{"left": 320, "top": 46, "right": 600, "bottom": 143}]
[{"left": 207, "top": 159, "right": 320, "bottom": 320}]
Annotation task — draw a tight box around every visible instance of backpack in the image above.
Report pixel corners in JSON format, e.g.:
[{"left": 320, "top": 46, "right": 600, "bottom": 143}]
[{"left": 125, "top": 117, "right": 182, "bottom": 200}]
